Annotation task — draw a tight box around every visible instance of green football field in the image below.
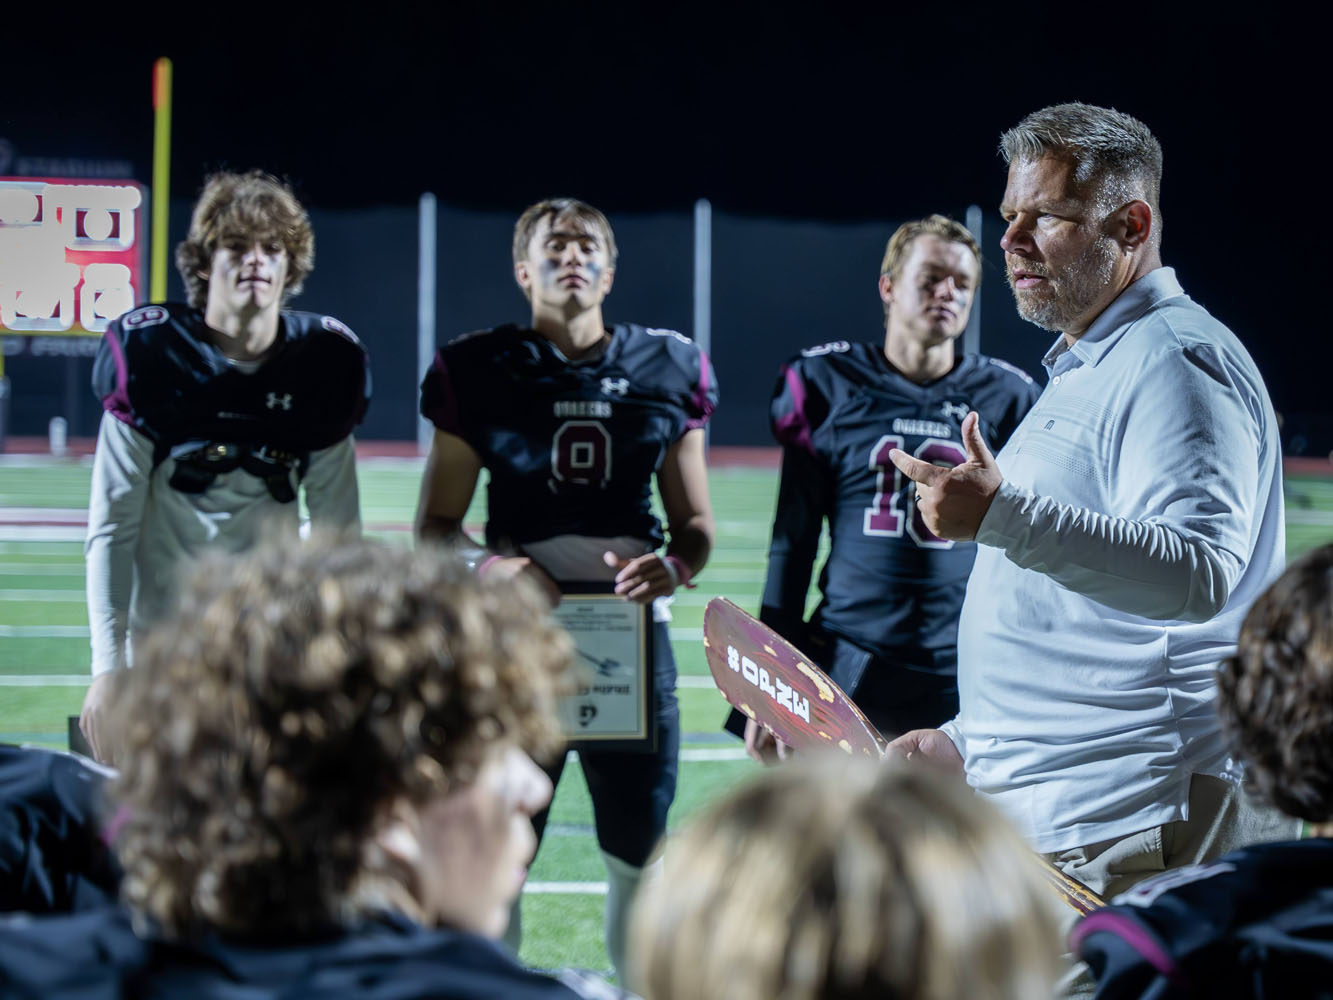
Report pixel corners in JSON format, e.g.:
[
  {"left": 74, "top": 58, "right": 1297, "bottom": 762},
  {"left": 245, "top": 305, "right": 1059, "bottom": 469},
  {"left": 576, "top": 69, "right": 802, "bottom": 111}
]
[{"left": 2, "top": 455, "right": 1332, "bottom": 973}]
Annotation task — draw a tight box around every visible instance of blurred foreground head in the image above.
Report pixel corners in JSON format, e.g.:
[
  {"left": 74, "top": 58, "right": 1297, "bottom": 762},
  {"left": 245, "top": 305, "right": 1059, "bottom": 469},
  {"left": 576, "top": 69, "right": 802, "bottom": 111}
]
[
  {"left": 107, "top": 536, "right": 570, "bottom": 939},
  {"left": 1219, "top": 542, "right": 1333, "bottom": 824},
  {"left": 630, "top": 755, "right": 1061, "bottom": 1000}
]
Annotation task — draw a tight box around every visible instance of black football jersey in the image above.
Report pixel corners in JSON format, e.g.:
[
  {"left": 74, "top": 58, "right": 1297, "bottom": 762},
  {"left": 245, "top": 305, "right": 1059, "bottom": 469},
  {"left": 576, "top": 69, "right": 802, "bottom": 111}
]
[
  {"left": 420, "top": 323, "right": 717, "bottom": 551},
  {"left": 0, "top": 906, "right": 631, "bottom": 1000},
  {"left": 1075, "top": 838, "right": 1333, "bottom": 998},
  {"left": 0, "top": 746, "right": 118, "bottom": 915},
  {"left": 92, "top": 303, "right": 370, "bottom": 459},
  {"left": 761, "top": 341, "right": 1039, "bottom": 672}
]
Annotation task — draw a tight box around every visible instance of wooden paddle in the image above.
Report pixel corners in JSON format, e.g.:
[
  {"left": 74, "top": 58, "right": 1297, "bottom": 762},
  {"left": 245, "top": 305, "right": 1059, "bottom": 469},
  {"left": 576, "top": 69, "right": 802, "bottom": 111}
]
[{"left": 702, "top": 597, "right": 1105, "bottom": 917}]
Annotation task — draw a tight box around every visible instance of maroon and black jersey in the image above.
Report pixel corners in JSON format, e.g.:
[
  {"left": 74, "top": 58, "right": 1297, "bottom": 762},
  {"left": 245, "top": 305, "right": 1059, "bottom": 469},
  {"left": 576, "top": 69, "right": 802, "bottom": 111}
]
[
  {"left": 92, "top": 303, "right": 370, "bottom": 462},
  {"left": 420, "top": 323, "right": 716, "bottom": 551},
  {"left": 1075, "top": 838, "right": 1333, "bottom": 998},
  {"left": 762, "top": 341, "right": 1038, "bottom": 674},
  {"left": 0, "top": 746, "right": 118, "bottom": 915}
]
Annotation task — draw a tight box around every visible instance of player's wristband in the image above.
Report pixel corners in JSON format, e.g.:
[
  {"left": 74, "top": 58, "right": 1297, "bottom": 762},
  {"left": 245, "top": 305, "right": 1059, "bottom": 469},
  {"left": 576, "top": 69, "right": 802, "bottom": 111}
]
[
  {"left": 663, "top": 554, "right": 696, "bottom": 590},
  {"left": 477, "top": 554, "right": 505, "bottom": 579}
]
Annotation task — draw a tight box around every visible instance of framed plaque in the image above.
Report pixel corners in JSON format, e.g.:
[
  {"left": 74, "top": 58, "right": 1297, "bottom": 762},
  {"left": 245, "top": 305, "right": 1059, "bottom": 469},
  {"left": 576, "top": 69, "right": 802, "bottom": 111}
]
[{"left": 552, "top": 586, "right": 655, "bottom": 752}]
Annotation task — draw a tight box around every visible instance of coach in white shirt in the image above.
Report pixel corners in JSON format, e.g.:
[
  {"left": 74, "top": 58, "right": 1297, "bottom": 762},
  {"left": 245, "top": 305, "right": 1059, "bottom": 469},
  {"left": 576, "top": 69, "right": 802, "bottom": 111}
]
[{"left": 890, "top": 103, "right": 1298, "bottom": 907}]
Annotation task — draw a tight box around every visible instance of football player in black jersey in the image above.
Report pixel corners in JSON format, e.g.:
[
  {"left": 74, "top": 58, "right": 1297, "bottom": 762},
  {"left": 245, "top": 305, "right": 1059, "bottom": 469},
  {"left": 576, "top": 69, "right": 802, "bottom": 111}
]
[
  {"left": 78, "top": 171, "right": 370, "bottom": 763},
  {"left": 416, "top": 197, "right": 716, "bottom": 980},
  {"left": 745, "top": 215, "right": 1038, "bottom": 760}
]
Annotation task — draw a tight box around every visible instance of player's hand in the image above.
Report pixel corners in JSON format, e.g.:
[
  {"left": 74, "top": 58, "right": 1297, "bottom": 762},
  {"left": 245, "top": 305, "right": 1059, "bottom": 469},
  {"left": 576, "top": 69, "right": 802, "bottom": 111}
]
[
  {"left": 481, "top": 556, "right": 562, "bottom": 607},
  {"left": 603, "top": 551, "right": 678, "bottom": 603},
  {"left": 79, "top": 672, "right": 116, "bottom": 765},
  {"left": 743, "top": 717, "right": 792, "bottom": 765},
  {"left": 889, "top": 410, "right": 1001, "bottom": 541},
  {"left": 887, "top": 728, "right": 965, "bottom": 775}
]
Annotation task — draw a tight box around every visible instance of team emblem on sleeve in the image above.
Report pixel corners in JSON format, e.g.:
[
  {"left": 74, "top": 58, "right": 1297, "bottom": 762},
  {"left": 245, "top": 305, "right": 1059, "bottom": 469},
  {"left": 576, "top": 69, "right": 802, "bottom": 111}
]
[
  {"left": 122, "top": 305, "right": 170, "bottom": 329},
  {"left": 320, "top": 315, "right": 358, "bottom": 342},
  {"left": 644, "top": 327, "right": 692, "bottom": 345},
  {"left": 800, "top": 341, "right": 851, "bottom": 358}
]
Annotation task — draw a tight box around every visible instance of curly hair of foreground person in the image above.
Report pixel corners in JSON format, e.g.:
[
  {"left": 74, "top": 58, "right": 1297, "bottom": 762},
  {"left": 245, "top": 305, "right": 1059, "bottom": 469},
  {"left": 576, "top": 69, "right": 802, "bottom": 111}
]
[
  {"left": 630, "top": 755, "right": 1062, "bottom": 1000},
  {"left": 1218, "top": 542, "right": 1333, "bottom": 823},
  {"left": 106, "top": 536, "right": 571, "bottom": 938}
]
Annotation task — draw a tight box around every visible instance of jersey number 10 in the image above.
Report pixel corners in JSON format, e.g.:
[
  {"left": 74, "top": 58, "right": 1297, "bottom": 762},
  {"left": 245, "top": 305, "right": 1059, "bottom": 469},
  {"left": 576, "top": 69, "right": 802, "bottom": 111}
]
[{"left": 863, "top": 435, "right": 965, "bottom": 549}]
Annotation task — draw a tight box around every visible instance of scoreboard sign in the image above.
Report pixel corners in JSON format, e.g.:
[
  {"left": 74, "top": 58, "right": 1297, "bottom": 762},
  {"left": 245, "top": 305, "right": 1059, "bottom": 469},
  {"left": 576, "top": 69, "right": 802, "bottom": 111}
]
[{"left": 0, "top": 177, "right": 147, "bottom": 336}]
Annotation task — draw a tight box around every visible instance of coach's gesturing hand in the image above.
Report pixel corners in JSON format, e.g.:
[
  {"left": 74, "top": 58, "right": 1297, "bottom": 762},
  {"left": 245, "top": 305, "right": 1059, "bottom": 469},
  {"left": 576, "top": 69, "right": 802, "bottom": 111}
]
[
  {"left": 890, "top": 410, "right": 1002, "bottom": 541},
  {"left": 887, "top": 728, "right": 964, "bottom": 775}
]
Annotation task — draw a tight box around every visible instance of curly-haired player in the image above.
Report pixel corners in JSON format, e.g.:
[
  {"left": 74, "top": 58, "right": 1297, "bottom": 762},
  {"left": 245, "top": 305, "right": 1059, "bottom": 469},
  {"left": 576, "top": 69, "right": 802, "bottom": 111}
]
[
  {"left": 0, "top": 538, "right": 629, "bottom": 999},
  {"left": 1076, "top": 543, "right": 1333, "bottom": 996}
]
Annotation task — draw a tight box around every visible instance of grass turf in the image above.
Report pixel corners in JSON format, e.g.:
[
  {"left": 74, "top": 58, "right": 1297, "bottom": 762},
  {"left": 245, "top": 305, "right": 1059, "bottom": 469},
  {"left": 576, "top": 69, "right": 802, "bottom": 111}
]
[{"left": 1, "top": 457, "right": 1330, "bottom": 974}]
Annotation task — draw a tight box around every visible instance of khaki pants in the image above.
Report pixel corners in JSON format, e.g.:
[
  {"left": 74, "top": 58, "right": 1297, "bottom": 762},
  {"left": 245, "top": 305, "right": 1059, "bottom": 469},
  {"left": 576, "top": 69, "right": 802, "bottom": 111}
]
[{"left": 1046, "top": 773, "right": 1301, "bottom": 999}]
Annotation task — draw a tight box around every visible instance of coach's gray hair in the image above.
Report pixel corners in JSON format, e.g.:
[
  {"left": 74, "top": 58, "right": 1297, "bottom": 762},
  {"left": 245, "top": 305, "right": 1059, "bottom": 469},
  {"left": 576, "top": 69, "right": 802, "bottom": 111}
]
[{"left": 1000, "top": 103, "right": 1163, "bottom": 237}]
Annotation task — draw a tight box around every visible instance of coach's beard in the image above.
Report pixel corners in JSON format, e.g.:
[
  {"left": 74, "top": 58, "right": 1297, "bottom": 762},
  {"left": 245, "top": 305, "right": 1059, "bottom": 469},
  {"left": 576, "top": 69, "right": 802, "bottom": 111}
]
[{"left": 1008, "top": 237, "right": 1118, "bottom": 333}]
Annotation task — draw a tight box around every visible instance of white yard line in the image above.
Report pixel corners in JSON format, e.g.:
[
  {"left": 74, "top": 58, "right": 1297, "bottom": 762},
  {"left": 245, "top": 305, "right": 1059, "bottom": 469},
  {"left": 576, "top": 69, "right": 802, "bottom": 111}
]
[
  {"left": 523, "top": 882, "right": 608, "bottom": 895},
  {"left": 0, "top": 675, "right": 90, "bottom": 686},
  {"left": 0, "top": 528, "right": 87, "bottom": 543},
  {"left": 1287, "top": 510, "right": 1333, "bottom": 526},
  {"left": 0, "top": 564, "right": 85, "bottom": 576},
  {"left": 679, "top": 747, "right": 747, "bottom": 761},
  {"left": 0, "top": 590, "right": 84, "bottom": 601},
  {"left": 0, "top": 508, "right": 88, "bottom": 523},
  {"left": 0, "top": 625, "right": 88, "bottom": 637},
  {"left": 678, "top": 568, "right": 763, "bottom": 583}
]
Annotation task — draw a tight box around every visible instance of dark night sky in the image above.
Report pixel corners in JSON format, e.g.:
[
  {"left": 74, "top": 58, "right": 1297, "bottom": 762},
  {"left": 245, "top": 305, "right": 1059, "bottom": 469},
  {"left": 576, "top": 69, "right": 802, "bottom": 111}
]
[{"left": 4, "top": 2, "right": 1326, "bottom": 434}]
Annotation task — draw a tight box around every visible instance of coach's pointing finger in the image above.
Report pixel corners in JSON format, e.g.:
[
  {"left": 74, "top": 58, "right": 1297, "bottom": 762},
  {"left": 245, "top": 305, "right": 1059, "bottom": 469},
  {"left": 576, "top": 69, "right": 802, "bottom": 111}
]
[
  {"left": 889, "top": 411, "right": 1004, "bottom": 542},
  {"left": 886, "top": 448, "right": 947, "bottom": 489},
  {"left": 961, "top": 410, "right": 998, "bottom": 471}
]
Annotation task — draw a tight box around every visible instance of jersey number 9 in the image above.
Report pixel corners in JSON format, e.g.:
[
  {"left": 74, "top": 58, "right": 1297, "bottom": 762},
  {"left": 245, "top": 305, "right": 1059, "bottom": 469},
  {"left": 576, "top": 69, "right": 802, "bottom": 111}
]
[{"left": 551, "top": 420, "right": 612, "bottom": 488}]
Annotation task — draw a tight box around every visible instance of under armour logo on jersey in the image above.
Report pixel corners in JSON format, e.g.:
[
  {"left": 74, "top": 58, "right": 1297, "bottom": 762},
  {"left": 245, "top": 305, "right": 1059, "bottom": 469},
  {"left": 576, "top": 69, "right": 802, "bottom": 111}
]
[
  {"left": 601, "top": 377, "right": 630, "bottom": 396},
  {"left": 940, "top": 401, "right": 969, "bottom": 421},
  {"left": 266, "top": 392, "right": 293, "bottom": 411}
]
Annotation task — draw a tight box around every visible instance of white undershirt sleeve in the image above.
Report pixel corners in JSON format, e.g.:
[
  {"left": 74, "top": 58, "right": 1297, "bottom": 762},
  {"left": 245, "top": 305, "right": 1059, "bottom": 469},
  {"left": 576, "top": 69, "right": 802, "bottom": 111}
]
[
  {"left": 85, "top": 414, "right": 154, "bottom": 675},
  {"left": 303, "top": 437, "right": 361, "bottom": 536}
]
